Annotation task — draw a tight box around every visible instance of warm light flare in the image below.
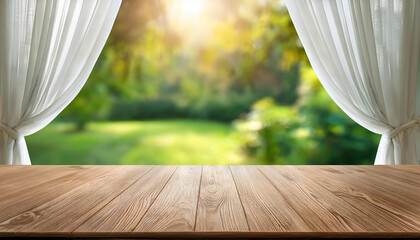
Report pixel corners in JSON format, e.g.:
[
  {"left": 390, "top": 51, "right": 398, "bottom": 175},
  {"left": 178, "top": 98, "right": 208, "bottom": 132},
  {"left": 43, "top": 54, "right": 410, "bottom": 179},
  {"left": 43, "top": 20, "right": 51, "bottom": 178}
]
[
  {"left": 179, "top": 0, "right": 204, "bottom": 16},
  {"left": 165, "top": 0, "right": 222, "bottom": 46}
]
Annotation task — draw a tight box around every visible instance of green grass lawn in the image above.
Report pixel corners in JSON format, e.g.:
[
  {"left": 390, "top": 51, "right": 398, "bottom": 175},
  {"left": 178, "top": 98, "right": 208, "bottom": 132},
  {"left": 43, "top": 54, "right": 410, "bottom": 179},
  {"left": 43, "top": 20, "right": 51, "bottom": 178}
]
[{"left": 26, "top": 120, "right": 249, "bottom": 165}]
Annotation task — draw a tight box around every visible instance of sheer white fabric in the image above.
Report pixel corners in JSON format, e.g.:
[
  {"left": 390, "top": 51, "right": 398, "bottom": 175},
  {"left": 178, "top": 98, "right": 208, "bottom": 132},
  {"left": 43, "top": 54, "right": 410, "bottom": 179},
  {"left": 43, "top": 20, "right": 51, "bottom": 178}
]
[
  {"left": 286, "top": 0, "right": 420, "bottom": 164},
  {"left": 0, "top": 0, "right": 121, "bottom": 164}
]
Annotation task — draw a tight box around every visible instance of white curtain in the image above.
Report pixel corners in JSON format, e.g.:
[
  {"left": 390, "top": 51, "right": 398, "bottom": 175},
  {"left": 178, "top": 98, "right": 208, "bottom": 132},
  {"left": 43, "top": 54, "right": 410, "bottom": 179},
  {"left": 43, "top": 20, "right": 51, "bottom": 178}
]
[
  {"left": 286, "top": 0, "right": 420, "bottom": 164},
  {"left": 0, "top": 0, "right": 121, "bottom": 165}
]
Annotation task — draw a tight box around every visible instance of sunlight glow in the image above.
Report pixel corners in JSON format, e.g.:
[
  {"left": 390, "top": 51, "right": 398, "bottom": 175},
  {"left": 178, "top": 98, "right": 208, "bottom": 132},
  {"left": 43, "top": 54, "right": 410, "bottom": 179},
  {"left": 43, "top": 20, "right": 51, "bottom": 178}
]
[
  {"left": 165, "top": 0, "right": 214, "bottom": 46},
  {"left": 179, "top": 0, "right": 204, "bottom": 16}
]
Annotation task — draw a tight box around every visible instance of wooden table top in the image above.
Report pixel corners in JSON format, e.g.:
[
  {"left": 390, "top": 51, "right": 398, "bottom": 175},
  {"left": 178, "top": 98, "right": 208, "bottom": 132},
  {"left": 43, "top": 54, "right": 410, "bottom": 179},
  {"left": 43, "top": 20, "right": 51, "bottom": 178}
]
[{"left": 0, "top": 165, "right": 419, "bottom": 239}]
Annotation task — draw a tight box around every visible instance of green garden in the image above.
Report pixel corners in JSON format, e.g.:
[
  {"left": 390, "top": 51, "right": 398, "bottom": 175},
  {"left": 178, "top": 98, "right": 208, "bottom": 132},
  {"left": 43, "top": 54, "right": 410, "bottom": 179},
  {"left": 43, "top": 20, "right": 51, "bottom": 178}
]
[
  {"left": 28, "top": 0, "right": 380, "bottom": 165},
  {"left": 28, "top": 121, "right": 246, "bottom": 165}
]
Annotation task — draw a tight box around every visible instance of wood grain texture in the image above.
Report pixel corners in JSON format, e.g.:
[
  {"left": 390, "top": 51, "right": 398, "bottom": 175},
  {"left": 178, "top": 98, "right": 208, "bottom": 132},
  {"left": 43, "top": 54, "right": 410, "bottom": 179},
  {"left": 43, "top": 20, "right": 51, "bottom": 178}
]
[
  {"left": 0, "top": 165, "right": 62, "bottom": 184},
  {"left": 0, "top": 165, "right": 420, "bottom": 239},
  {"left": 229, "top": 165, "right": 311, "bottom": 232},
  {"left": 0, "top": 165, "right": 82, "bottom": 196},
  {"left": 75, "top": 165, "right": 177, "bottom": 232},
  {"left": 0, "top": 166, "right": 153, "bottom": 232},
  {"left": 294, "top": 165, "right": 420, "bottom": 231},
  {"left": 322, "top": 166, "right": 420, "bottom": 221},
  {"left": 0, "top": 166, "right": 114, "bottom": 222},
  {"left": 344, "top": 165, "right": 420, "bottom": 201},
  {"left": 195, "top": 165, "right": 248, "bottom": 232},
  {"left": 382, "top": 165, "right": 420, "bottom": 178},
  {"left": 258, "top": 166, "right": 371, "bottom": 232},
  {"left": 134, "top": 165, "right": 202, "bottom": 232}
]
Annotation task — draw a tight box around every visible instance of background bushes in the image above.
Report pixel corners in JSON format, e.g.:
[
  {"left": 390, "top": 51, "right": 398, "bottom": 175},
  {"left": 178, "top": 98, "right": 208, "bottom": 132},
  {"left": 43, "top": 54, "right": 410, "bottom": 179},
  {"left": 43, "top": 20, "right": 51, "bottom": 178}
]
[{"left": 109, "top": 96, "right": 254, "bottom": 122}]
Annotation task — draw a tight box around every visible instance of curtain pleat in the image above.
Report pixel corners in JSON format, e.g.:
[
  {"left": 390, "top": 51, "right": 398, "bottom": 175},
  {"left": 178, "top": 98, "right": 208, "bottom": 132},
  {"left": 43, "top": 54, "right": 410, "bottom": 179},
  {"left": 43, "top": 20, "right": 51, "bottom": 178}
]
[
  {"left": 286, "top": 0, "right": 420, "bottom": 164},
  {"left": 0, "top": 0, "right": 121, "bottom": 164}
]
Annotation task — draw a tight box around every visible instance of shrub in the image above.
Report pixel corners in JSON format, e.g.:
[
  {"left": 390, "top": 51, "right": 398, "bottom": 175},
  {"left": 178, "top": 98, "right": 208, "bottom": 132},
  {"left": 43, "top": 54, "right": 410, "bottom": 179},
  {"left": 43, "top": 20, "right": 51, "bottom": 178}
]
[
  {"left": 235, "top": 96, "right": 380, "bottom": 165},
  {"left": 235, "top": 97, "right": 299, "bottom": 164},
  {"left": 108, "top": 96, "right": 253, "bottom": 122},
  {"left": 109, "top": 99, "right": 185, "bottom": 120}
]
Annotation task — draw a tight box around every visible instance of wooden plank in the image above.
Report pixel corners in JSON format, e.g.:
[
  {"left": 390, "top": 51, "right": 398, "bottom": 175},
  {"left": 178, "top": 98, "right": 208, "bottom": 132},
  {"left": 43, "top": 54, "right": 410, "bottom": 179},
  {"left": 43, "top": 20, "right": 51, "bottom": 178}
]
[
  {"left": 0, "top": 166, "right": 153, "bottom": 232},
  {"left": 0, "top": 165, "right": 419, "bottom": 239},
  {"left": 0, "top": 165, "right": 77, "bottom": 187},
  {"left": 3, "top": 231, "right": 420, "bottom": 239},
  {"left": 75, "top": 166, "right": 177, "bottom": 232},
  {"left": 384, "top": 165, "right": 420, "bottom": 175},
  {"left": 345, "top": 166, "right": 420, "bottom": 197},
  {"left": 294, "top": 166, "right": 420, "bottom": 231},
  {"left": 258, "top": 165, "right": 376, "bottom": 232},
  {"left": 229, "top": 165, "right": 311, "bottom": 232},
  {"left": 0, "top": 166, "right": 114, "bottom": 223},
  {"left": 134, "top": 165, "right": 202, "bottom": 232},
  {"left": 195, "top": 165, "right": 248, "bottom": 232},
  {"left": 0, "top": 165, "right": 33, "bottom": 182},
  {"left": 375, "top": 165, "right": 420, "bottom": 186},
  {"left": 295, "top": 165, "right": 420, "bottom": 214},
  {"left": 322, "top": 166, "right": 420, "bottom": 215},
  {"left": 0, "top": 166, "right": 89, "bottom": 199}
]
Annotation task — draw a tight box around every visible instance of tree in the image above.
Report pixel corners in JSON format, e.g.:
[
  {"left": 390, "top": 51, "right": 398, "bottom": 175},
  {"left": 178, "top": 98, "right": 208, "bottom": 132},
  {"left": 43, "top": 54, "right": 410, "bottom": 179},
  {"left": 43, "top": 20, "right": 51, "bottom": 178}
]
[{"left": 61, "top": 0, "right": 176, "bottom": 129}]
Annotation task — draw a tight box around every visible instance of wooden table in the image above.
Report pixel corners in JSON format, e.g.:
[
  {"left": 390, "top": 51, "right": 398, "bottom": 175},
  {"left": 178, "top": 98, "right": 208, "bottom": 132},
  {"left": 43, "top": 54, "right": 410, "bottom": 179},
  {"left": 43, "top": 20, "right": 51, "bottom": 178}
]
[{"left": 0, "top": 165, "right": 419, "bottom": 239}]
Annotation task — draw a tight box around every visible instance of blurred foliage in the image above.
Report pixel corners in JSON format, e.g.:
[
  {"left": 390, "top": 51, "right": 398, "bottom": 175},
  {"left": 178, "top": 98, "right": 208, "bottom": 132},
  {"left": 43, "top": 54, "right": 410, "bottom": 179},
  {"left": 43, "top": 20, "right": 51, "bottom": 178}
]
[
  {"left": 109, "top": 93, "right": 254, "bottom": 122},
  {"left": 62, "top": 0, "right": 302, "bottom": 126},
  {"left": 235, "top": 97, "right": 298, "bottom": 163},
  {"left": 235, "top": 64, "right": 380, "bottom": 165},
  {"left": 57, "top": 0, "right": 380, "bottom": 164}
]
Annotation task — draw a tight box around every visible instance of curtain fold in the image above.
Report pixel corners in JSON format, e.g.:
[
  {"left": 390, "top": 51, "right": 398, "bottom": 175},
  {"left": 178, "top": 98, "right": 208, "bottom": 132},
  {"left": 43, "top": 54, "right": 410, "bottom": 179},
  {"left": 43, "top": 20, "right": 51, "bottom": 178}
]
[
  {"left": 286, "top": 0, "right": 420, "bottom": 164},
  {"left": 0, "top": 0, "right": 121, "bottom": 164}
]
